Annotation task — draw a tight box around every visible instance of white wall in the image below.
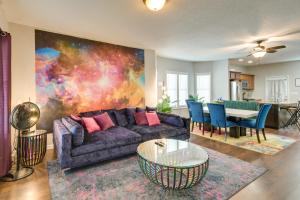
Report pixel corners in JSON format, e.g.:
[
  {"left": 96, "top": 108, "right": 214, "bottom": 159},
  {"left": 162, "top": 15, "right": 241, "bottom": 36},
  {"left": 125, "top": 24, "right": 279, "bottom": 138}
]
[
  {"left": 229, "top": 65, "right": 248, "bottom": 73},
  {"left": 0, "top": 8, "right": 9, "bottom": 31},
  {"left": 246, "top": 61, "right": 300, "bottom": 102},
  {"left": 9, "top": 23, "right": 157, "bottom": 148},
  {"left": 212, "top": 60, "right": 229, "bottom": 100},
  {"left": 194, "top": 60, "right": 229, "bottom": 100},
  {"left": 157, "top": 56, "right": 195, "bottom": 100}
]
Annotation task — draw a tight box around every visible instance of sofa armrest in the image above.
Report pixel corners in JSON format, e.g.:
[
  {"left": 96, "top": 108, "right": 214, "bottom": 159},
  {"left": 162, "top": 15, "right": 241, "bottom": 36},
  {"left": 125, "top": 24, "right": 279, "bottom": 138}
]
[
  {"left": 53, "top": 119, "right": 72, "bottom": 169},
  {"left": 181, "top": 117, "right": 191, "bottom": 134}
]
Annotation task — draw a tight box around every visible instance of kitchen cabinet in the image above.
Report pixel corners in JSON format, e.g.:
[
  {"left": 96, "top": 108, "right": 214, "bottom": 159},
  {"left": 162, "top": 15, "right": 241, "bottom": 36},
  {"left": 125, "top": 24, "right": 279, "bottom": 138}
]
[
  {"left": 229, "top": 71, "right": 241, "bottom": 80},
  {"left": 240, "top": 74, "right": 255, "bottom": 90}
]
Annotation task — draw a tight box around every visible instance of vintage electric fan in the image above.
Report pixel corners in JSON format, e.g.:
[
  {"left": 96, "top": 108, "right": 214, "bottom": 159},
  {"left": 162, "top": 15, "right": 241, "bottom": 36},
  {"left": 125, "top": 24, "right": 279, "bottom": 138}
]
[{"left": 0, "top": 101, "right": 40, "bottom": 181}]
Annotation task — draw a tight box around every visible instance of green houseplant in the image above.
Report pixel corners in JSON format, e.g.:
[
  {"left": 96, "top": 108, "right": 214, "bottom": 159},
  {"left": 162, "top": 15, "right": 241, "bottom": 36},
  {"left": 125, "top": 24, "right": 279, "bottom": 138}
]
[{"left": 157, "top": 95, "right": 172, "bottom": 113}]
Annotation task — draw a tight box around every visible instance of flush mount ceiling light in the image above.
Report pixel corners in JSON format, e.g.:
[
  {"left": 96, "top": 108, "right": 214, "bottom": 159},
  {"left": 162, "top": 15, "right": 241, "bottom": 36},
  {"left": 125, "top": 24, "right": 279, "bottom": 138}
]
[
  {"left": 143, "top": 0, "right": 166, "bottom": 11},
  {"left": 238, "top": 58, "right": 244, "bottom": 62},
  {"left": 248, "top": 60, "right": 253, "bottom": 64}
]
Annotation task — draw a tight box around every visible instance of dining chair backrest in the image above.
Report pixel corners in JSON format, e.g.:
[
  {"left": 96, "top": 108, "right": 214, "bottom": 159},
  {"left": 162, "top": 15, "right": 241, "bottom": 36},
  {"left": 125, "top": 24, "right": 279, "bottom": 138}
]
[
  {"left": 189, "top": 102, "right": 205, "bottom": 122},
  {"left": 207, "top": 103, "right": 226, "bottom": 127},
  {"left": 186, "top": 99, "right": 195, "bottom": 118},
  {"left": 256, "top": 104, "right": 272, "bottom": 129}
]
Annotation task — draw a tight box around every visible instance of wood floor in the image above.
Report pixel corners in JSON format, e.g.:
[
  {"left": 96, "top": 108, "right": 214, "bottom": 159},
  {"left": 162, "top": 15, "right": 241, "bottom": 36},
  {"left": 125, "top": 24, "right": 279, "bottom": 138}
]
[{"left": 0, "top": 127, "right": 299, "bottom": 200}]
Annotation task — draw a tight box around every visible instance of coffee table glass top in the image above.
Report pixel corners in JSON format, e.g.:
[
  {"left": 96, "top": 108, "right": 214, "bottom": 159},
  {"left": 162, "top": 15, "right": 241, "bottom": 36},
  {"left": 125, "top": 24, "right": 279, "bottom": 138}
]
[{"left": 137, "top": 139, "right": 208, "bottom": 168}]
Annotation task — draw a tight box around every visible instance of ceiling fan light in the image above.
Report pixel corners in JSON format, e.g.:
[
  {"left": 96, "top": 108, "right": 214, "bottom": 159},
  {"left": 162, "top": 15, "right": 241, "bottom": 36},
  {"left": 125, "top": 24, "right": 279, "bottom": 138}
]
[
  {"left": 143, "top": 0, "right": 166, "bottom": 11},
  {"left": 252, "top": 51, "right": 266, "bottom": 58}
]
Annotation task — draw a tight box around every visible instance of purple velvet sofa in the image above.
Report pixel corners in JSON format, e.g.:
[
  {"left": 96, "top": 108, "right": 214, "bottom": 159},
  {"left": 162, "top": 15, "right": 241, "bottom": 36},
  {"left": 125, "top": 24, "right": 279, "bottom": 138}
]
[{"left": 53, "top": 107, "right": 190, "bottom": 169}]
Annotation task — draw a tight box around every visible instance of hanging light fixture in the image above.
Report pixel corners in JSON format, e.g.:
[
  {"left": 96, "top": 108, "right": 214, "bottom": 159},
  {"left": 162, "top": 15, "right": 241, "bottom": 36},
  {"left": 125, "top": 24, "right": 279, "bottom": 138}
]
[
  {"left": 143, "top": 0, "right": 166, "bottom": 11},
  {"left": 252, "top": 46, "right": 267, "bottom": 58},
  {"left": 252, "top": 51, "right": 267, "bottom": 58}
]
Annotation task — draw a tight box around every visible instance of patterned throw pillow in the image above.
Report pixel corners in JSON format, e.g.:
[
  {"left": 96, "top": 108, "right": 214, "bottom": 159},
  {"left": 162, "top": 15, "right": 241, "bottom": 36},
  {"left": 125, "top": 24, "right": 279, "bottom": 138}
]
[
  {"left": 145, "top": 112, "right": 160, "bottom": 126},
  {"left": 134, "top": 112, "right": 148, "bottom": 125}
]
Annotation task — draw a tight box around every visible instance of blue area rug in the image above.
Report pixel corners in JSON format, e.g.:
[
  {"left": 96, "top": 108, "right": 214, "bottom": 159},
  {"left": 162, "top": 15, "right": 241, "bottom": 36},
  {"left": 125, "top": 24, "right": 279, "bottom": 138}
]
[{"left": 48, "top": 147, "right": 267, "bottom": 200}]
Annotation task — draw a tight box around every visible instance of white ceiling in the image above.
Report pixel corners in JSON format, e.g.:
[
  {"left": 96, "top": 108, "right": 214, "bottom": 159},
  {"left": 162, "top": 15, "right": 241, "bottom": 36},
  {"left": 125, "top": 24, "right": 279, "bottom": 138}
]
[{"left": 1, "top": 0, "right": 300, "bottom": 63}]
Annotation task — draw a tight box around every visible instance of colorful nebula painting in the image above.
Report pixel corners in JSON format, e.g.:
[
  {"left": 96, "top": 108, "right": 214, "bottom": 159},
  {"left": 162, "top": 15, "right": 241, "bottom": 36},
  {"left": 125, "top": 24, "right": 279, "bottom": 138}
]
[{"left": 35, "top": 30, "right": 145, "bottom": 130}]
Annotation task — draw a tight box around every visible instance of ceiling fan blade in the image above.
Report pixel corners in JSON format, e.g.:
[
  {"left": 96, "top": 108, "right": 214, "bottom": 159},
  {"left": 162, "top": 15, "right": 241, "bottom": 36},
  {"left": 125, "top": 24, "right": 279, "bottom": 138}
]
[
  {"left": 266, "top": 49, "right": 277, "bottom": 53},
  {"left": 269, "top": 45, "right": 286, "bottom": 49},
  {"left": 267, "top": 30, "right": 300, "bottom": 42}
]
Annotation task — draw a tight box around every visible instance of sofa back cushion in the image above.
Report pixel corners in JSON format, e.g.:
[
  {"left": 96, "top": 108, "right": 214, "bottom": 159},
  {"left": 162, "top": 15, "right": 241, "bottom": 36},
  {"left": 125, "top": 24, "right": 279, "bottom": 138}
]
[
  {"left": 126, "top": 107, "right": 137, "bottom": 125},
  {"left": 146, "top": 112, "right": 160, "bottom": 126},
  {"left": 134, "top": 111, "right": 148, "bottom": 125},
  {"left": 114, "top": 109, "right": 128, "bottom": 127},
  {"left": 136, "top": 107, "right": 146, "bottom": 112},
  {"left": 146, "top": 106, "right": 157, "bottom": 112},
  {"left": 94, "top": 112, "right": 115, "bottom": 130},
  {"left": 81, "top": 117, "right": 101, "bottom": 134},
  {"left": 62, "top": 117, "right": 84, "bottom": 146},
  {"left": 79, "top": 110, "right": 102, "bottom": 117},
  {"left": 158, "top": 113, "right": 185, "bottom": 128}
]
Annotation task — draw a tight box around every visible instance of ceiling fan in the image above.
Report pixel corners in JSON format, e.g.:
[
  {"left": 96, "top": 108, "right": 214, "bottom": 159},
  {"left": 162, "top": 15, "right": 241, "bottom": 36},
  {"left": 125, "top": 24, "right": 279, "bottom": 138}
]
[{"left": 248, "top": 40, "right": 286, "bottom": 58}]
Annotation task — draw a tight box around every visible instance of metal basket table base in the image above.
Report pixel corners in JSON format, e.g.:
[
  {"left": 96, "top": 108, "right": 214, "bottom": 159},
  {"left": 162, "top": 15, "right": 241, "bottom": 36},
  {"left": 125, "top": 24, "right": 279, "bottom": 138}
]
[{"left": 138, "top": 154, "right": 209, "bottom": 190}]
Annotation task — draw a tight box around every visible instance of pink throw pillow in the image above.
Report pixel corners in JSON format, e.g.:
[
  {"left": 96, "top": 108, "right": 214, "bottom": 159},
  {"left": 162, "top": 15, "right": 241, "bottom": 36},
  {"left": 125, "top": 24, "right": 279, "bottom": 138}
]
[
  {"left": 70, "top": 114, "right": 82, "bottom": 123},
  {"left": 146, "top": 112, "right": 160, "bottom": 126},
  {"left": 134, "top": 112, "right": 148, "bottom": 125},
  {"left": 81, "top": 117, "right": 101, "bottom": 134},
  {"left": 94, "top": 112, "right": 115, "bottom": 130}
]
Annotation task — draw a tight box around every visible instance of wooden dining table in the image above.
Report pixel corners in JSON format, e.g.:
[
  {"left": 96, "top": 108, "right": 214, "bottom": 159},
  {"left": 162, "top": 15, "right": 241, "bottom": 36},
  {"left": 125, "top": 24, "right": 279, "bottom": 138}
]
[{"left": 202, "top": 106, "right": 259, "bottom": 138}]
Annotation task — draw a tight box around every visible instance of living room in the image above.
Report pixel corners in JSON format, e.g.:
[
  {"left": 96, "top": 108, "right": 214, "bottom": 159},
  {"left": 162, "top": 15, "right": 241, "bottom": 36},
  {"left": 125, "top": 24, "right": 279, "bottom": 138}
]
[{"left": 0, "top": 0, "right": 300, "bottom": 199}]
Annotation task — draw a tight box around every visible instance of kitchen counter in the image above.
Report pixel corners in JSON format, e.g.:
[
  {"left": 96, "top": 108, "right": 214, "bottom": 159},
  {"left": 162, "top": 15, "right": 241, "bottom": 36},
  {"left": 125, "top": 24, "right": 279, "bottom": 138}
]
[
  {"left": 256, "top": 101, "right": 298, "bottom": 129},
  {"left": 257, "top": 101, "right": 298, "bottom": 107}
]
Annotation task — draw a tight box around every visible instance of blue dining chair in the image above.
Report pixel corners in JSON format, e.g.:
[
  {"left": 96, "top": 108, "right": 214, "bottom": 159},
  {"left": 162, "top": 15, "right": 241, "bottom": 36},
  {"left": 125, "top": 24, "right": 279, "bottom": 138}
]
[
  {"left": 207, "top": 103, "right": 237, "bottom": 141},
  {"left": 185, "top": 99, "right": 195, "bottom": 119},
  {"left": 238, "top": 104, "right": 272, "bottom": 143},
  {"left": 189, "top": 102, "right": 210, "bottom": 134}
]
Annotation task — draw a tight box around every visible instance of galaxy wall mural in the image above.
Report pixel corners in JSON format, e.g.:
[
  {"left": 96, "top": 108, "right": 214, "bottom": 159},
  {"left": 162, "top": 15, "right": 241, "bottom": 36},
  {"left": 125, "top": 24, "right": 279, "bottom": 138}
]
[{"left": 35, "top": 30, "right": 145, "bottom": 131}]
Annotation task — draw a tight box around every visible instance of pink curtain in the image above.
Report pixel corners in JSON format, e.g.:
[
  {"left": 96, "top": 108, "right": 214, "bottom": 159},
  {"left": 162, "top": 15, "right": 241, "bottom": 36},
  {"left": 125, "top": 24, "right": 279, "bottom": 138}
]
[{"left": 0, "top": 30, "right": 11, "bottom": 177}]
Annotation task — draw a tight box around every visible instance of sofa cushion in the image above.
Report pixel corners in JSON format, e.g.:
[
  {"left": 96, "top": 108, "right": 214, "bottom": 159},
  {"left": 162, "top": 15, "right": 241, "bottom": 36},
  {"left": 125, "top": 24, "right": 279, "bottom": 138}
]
[
  {"left": 127, "top": 123, "right": 186, "bottom": 141},
  {"left": 126, "top": 107, "right": 136, "bottom": 125},
  {"left": 146, "top": 106, "right": 157, "bottom": 112},
  {"left": 114, "top": 109, "right": 128, "bottom": 127},
  {"left": 81, "top": 117, "right": 101, "bottom": 134},
  {"left": 134, "top": 111, "right": 148, "bottom": 125},
  {"left": 79, "top": 110, "right": 102, "bottom": 117},
  {"left": 71, "top": 126, "right": 142, "bottom": 156},
  {"left": 94, "top": 112, "right": 115, "bottom": 130},
  {"left": 136, "top": 107, "right": 146, "bottom": 112},
  {"left": 61, "top": 117, "right": 84, "bottom": 147},
  {"left": 158, "top": 113, "right": 185, "bottom": 128}
]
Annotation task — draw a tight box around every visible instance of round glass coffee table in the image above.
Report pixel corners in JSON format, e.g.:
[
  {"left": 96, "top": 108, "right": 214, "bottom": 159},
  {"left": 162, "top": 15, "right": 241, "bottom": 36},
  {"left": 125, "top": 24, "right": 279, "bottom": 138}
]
[{"left": 137, "top": 139, "right": 209, "bottom": 190}]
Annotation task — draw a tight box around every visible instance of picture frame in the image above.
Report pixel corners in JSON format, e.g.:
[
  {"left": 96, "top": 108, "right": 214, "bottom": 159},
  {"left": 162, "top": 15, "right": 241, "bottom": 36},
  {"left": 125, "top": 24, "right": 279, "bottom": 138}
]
[{"left": 295, "top": 78, "right": 300, "bottom": 87}]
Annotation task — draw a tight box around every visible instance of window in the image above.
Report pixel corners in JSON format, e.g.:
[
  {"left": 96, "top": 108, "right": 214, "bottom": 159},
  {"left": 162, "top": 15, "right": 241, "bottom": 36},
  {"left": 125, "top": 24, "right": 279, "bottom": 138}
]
[
  {"left": 266, "top": 76, "right": 288, "bottom": 102},
  {"left": 166, "top": 73, "right": 177, "bottom": 107},
  {"left": 166, "top": 72, "right": 189, "bottom": 107},
  {"left": 196, "top": 73, "right": 211, "bottom": 102}
]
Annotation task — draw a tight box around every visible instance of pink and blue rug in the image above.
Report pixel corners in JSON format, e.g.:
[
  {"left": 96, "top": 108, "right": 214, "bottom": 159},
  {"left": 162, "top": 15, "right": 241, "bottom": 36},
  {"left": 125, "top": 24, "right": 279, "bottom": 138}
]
[{"left": 48, "top": 148, "right": 267, "bottom": 200}]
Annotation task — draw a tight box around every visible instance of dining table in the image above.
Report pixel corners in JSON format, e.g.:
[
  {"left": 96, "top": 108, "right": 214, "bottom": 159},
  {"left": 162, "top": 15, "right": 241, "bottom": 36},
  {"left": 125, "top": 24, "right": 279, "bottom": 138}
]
[{"left": 202, "top": 106, "right": 259, "bottom": 138}]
